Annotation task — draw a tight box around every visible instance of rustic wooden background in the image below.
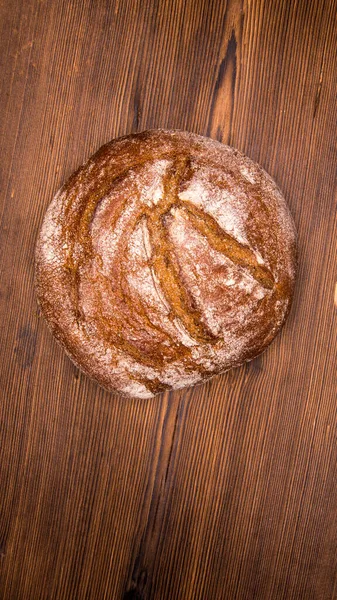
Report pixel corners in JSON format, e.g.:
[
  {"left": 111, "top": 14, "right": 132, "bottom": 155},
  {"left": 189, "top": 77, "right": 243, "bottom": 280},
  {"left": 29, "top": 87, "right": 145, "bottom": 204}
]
[{"left": 0, "top": 0, "right": 336, "bottom": 598}]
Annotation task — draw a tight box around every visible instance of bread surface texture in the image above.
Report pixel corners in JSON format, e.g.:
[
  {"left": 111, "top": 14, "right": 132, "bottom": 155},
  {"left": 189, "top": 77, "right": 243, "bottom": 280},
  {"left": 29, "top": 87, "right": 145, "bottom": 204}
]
[{"left": 35, "top": 130, "right": 297, "bottom": 398}]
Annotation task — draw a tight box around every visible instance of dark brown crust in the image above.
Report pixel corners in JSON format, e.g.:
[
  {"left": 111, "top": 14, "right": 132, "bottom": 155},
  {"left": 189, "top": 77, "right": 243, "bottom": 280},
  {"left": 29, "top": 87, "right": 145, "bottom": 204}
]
[{"left": 35, "top": 130, "right": 297, "bottom": 398}]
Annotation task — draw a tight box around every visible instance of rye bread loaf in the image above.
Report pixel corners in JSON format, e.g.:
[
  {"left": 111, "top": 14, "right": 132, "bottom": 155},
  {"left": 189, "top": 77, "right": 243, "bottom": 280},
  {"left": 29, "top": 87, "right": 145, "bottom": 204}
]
[{"left": 35, "top": 130, "right": 297, "bottom": 398}]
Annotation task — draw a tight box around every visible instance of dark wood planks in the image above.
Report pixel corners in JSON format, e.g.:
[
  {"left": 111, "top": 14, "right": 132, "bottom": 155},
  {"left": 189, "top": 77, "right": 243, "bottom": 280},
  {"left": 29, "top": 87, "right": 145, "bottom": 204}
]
[{"left": 0, "top": 0, "right": 336, "bottom": 598}]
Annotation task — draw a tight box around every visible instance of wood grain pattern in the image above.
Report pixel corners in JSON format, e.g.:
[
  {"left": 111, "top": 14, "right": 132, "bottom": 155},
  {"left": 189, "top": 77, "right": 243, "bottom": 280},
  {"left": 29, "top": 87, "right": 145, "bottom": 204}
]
[{"left": 0, "top": 0, "right": 336, "bottom": 598}]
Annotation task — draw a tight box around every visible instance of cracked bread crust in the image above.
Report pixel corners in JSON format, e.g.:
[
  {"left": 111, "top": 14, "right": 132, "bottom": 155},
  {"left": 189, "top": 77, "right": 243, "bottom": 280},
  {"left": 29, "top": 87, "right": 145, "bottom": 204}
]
[{"left": 35, "top": 130, "right": 297, "bottom": 398}]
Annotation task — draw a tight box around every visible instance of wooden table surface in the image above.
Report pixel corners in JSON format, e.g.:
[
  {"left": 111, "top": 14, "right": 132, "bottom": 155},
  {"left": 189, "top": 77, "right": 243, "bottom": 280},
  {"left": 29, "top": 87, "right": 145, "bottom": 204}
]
[{"left": 1, "top": 1, "right": 336, "bottom": 598}]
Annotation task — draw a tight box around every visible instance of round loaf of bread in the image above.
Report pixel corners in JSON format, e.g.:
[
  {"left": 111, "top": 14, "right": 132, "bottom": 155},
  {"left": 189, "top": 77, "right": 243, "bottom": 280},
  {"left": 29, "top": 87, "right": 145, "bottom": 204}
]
[{"left": 35, "top": 130, "right": 297, "bottom": 398}]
